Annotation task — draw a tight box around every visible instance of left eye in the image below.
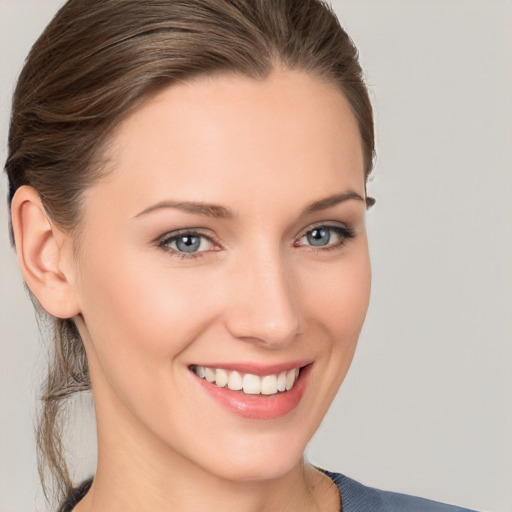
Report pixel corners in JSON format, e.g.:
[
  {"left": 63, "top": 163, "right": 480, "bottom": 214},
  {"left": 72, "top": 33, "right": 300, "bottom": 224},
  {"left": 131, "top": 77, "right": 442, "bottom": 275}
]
[
  {"left": 296, "top": 225, "right": 354, "bottom": 248},
  {"left": 160, "top": 233, "right": 215, "bottom": 254}
]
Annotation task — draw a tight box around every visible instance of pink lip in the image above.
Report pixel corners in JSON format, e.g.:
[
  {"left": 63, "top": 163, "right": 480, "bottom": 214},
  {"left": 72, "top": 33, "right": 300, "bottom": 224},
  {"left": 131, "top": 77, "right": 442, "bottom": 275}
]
[{"left": 191, "top": 363, "right": 312, "bottom": 420}]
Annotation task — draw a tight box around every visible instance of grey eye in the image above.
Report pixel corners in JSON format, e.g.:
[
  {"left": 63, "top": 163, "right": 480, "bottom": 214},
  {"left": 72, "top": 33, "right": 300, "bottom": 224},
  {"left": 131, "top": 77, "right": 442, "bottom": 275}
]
[
  {"left": 175, "top": 235, "right": 201, "bottom": 252},
  {"left": 296, "top": 225, "right": 354, "bottom": 249},
  {"left": 160, "top": 233, "right": 214, "bottom": 254},
  {"left": 306, "top": 227, "right": 331, "bottom": 246}
]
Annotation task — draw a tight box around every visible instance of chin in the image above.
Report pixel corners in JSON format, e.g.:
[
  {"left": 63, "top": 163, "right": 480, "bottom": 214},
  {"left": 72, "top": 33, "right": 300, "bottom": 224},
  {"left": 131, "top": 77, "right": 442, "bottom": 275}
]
[
  {"left": 179, "top": 424, "right": 312, "bottom": 484},
  {"left": 199, "top": 452, "right": 303, "bottom": 483}
]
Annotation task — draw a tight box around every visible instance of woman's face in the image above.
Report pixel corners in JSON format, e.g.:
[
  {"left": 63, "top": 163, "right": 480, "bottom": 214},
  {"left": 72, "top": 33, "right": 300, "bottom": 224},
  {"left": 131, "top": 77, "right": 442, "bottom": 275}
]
[{"left": 71, "top": 69, "right": 371, "bottom": 481}]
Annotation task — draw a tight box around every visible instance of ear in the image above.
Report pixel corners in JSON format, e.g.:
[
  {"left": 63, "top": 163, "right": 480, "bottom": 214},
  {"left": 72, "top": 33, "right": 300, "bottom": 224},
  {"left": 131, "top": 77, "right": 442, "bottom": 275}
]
[{"left": 10, "top": 185, "right": 81, "bottom": 319}]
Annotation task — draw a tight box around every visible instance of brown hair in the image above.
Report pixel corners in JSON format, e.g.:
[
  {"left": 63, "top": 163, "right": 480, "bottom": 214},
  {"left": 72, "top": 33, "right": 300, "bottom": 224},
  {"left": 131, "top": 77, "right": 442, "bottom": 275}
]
[{"left": 4, "top": 0, "right": 374, "bottom": 505}]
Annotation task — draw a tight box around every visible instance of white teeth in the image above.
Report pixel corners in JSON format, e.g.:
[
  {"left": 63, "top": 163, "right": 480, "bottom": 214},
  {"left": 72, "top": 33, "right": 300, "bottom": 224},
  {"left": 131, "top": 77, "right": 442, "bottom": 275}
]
[
  {"left": 285, "top": 369, "right": 296, "bottom": 391},
  {"left": 261, "top": 375, "right": 278, "bottom": 395},
  {"left": 277, "top": 371, "right": 287, "bottom": 392},
  {"left": 228, "top": 371, "right": 243, "bottom": 391},
  {"left": 204, "top": 367, "right": 215, "bottom": 383},
  {"left": 243, "top": 374, "right": 261, "bottom": 394},
  {"left": 215, "top": 368, "right": 228, "bottom": 388},
  {"left": 192, "top": 365, "right": 301, "bottom": 395}
]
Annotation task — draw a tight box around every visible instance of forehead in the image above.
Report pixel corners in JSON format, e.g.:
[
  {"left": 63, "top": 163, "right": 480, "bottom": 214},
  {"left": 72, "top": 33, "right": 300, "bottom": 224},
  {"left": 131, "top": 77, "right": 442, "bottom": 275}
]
[{"left": 88, "top": 69, "right": 364, "bottom": 219}]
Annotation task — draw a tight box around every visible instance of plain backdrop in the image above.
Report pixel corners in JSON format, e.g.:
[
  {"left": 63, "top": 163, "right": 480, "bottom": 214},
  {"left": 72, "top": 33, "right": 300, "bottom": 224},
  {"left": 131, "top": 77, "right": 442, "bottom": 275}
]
[{"left": 1, "top": 1, "right": 511, "bottom": 511}]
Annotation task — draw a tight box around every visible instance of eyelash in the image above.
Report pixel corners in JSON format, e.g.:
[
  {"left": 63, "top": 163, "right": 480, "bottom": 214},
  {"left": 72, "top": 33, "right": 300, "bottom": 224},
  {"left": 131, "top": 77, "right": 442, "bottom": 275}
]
[{"left": 158, "top": 224, "right": 355, "bottom": 260}]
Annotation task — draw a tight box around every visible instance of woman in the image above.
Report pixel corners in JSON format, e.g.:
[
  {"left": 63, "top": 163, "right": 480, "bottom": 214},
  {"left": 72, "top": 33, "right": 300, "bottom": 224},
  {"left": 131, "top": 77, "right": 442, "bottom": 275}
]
[{"left": 3, "top": 1, "right": 483, "bottom": 511}]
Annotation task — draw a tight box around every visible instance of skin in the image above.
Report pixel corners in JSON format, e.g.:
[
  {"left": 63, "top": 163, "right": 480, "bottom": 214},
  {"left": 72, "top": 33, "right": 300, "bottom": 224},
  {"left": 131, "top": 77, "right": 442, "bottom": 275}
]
[{"left": 12, "top": 69, "right": 371, "bottom": 512}]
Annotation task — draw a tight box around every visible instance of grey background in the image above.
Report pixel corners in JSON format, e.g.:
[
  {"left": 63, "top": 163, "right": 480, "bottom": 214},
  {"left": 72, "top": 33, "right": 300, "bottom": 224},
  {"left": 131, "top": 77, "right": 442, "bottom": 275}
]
[{"left": 1, "top": 1, "right": 511, "bottom": 511}]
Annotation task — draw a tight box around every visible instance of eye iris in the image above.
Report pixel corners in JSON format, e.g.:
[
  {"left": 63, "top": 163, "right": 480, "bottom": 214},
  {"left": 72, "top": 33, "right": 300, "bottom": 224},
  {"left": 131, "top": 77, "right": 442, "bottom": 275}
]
[
  {"left": 307, "top": 228, "right": 331, "bottom": 246},
  {"left": 176, "top": 235, "right": 201, "bottom": 252}
]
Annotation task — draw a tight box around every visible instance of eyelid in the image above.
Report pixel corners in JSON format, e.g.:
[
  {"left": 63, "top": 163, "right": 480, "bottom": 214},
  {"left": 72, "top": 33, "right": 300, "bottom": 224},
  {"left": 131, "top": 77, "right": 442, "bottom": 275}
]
[
  {"left": 157, "top": 228, "right": 217, "bottom": 244},
  {"left": 296, "top": 221, "right": 353, "bottom": 239}
]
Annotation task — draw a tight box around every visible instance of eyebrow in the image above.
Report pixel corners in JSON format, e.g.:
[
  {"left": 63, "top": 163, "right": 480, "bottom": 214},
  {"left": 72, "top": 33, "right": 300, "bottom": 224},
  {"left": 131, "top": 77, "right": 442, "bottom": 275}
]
[
  {"left": 302, "top": 190, "right": 366, "bottom": 214},
  {"left": 134, "top": 189, "right": 366, "bottom": 220},
  {"left": 134, "top": 200, "right": 234, "bottom": 219}
]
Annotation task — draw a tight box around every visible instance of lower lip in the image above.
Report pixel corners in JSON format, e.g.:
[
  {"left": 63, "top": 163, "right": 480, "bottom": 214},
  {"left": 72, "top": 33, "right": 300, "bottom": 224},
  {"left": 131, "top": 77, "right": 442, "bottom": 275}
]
[{"left": 193, "top": 365, "right": 312, "bottom": 420}]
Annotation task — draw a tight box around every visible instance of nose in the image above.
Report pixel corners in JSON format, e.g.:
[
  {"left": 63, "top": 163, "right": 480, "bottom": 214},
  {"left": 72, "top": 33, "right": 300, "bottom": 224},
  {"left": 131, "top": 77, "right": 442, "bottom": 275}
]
[{"left": 223, "top": 247, "right": 302, "bottom": 348}]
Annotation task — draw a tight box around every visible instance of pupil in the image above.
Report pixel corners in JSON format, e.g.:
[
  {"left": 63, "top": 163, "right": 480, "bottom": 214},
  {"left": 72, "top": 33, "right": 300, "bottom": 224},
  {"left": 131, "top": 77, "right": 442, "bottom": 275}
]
[
  {"left": 176, "top": 235, "right": 200, "bottom": 252},
  {"left": 307, "top": 228, "right": 330, "bottom": 246}
]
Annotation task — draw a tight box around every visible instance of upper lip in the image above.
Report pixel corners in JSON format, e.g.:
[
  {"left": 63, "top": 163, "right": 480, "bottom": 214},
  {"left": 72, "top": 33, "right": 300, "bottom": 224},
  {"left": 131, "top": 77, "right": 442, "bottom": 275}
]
[{"left": 189, "top": 360, "right": 312, "bottom": 376}]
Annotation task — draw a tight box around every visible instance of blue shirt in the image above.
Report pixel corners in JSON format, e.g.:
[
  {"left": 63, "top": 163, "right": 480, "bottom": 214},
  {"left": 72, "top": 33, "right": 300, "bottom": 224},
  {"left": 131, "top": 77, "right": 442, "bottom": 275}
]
[{"left": 323, "top": 470, "right": 478, "bottom": 512}]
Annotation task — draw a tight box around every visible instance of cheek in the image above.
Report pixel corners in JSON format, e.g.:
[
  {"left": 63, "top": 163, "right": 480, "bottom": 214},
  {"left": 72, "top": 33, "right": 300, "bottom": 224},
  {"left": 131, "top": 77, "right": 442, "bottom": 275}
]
[
  {"left": 291, "top": 244, "right": 371, "bottom": 434},
  {"left": 74, "top": 248, "right": 223, "bottom": 392},
  {"left": 301, "top": 246, "right": 371, "bottom": 343}
]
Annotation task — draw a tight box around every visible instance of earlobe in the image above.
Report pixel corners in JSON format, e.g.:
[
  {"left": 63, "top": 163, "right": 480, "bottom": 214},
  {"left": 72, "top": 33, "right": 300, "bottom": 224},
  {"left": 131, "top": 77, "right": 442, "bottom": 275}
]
[{"left": 10, "top": 185, "right": 81, "bottom": 319}]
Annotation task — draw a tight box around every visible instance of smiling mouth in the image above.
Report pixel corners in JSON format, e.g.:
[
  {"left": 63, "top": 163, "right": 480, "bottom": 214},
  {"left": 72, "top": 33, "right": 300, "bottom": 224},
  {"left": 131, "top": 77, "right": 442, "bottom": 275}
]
[{"left": 190, "top": 365, "right": 301, "bottom": 395}]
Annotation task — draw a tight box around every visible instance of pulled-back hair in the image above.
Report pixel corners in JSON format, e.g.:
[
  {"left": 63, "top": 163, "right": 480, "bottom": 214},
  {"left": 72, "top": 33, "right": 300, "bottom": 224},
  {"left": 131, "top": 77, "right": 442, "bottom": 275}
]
[{"left": 4, "top": 0, "right": 374, "bottom": 505}]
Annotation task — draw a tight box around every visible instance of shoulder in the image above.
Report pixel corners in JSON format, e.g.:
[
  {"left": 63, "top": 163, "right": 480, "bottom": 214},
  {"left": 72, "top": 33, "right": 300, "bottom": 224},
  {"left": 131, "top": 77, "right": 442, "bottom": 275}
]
[{"left": 321, "top": 470, "right": 479, "bottom": 512}]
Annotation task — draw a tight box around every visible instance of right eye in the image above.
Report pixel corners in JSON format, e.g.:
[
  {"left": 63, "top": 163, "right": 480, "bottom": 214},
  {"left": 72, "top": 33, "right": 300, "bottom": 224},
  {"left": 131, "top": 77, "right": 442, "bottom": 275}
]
[{"left": 159, "top": 231, "right": 217, "bottom": 258}]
